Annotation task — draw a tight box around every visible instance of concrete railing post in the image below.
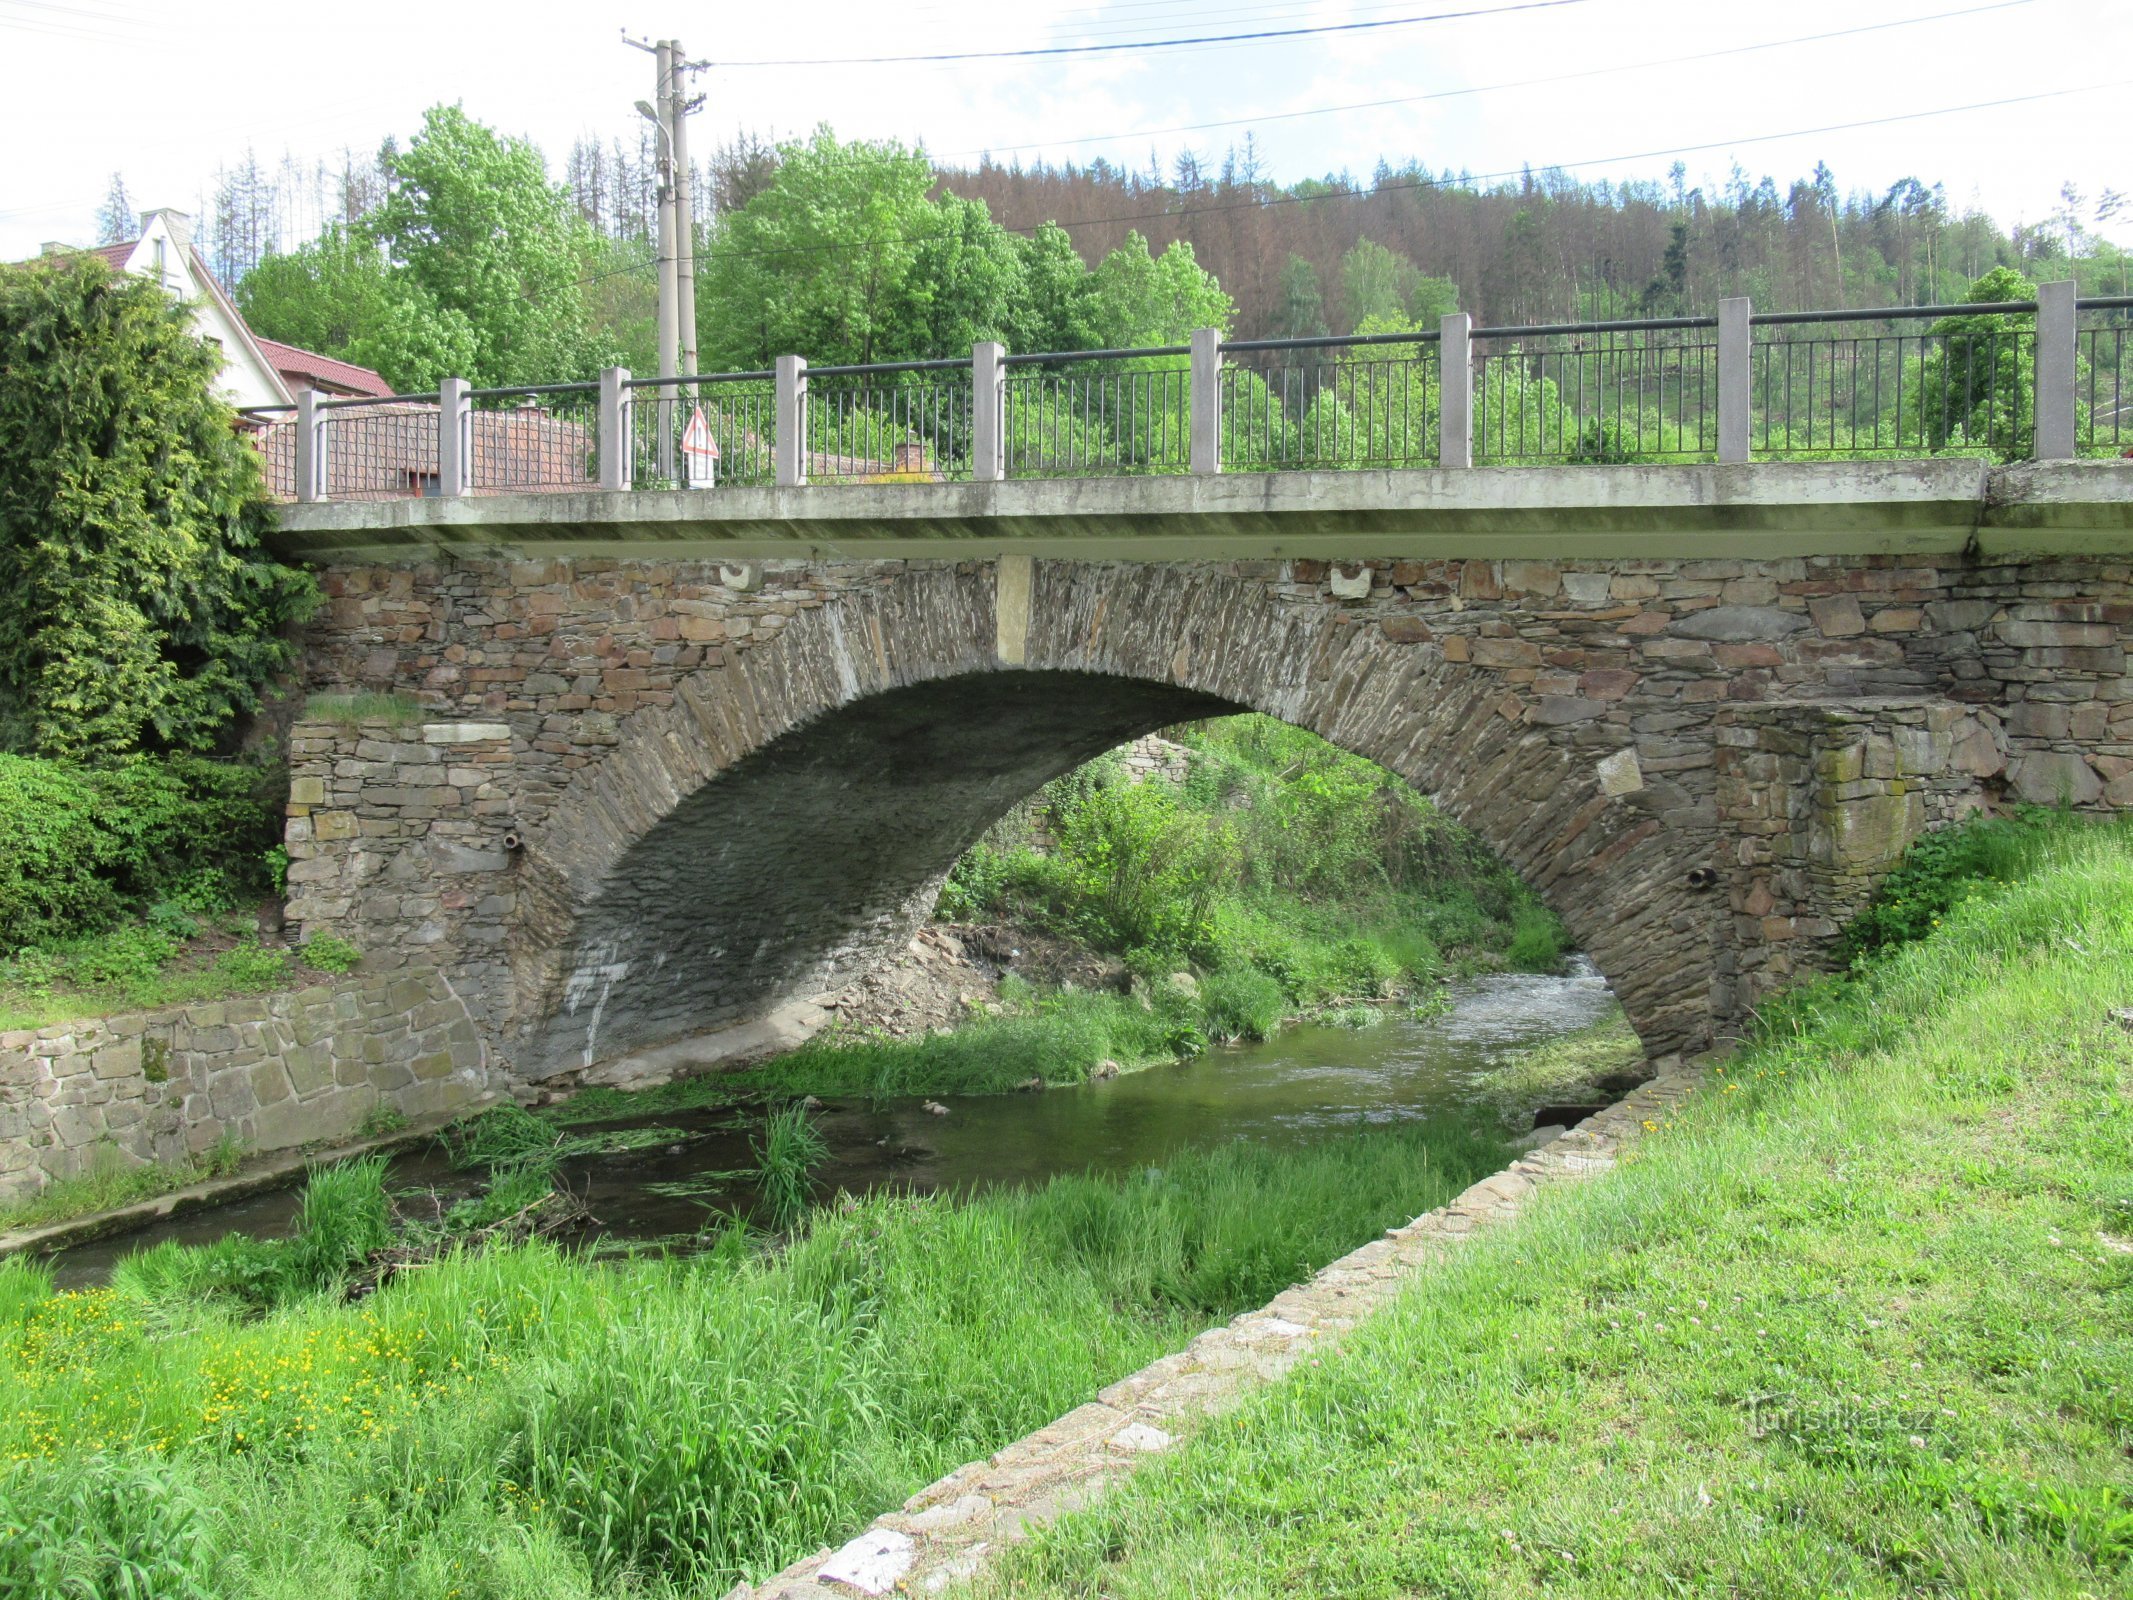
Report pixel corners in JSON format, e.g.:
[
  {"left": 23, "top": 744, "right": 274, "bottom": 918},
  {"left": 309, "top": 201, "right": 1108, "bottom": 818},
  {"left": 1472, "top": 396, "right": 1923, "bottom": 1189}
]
[
  {"left": 1189, "top": 327, "right": 1222, "bottom": 476},
  {"left": 1438, "top": 312, "right": 1472, "bottom": 469},
  {"left": 598, "top": 366, "right": 632, "bottom": 491},
  {"left": 1718, "top": 296, "right": 1752, "bottom": 464},
  {"left": 294, "top": 388, "right": 323, "bottom": 503},
  {"left": 972, "top": 341, "right": 1006, "bottom": 483},
  {"left": 2035, "top": 279, "right": 2078, "bottom": 461},
  {"left": 437, "top": 377, "right": 471, "bottom": 498},
  {"left": 775, "top": 354, "right": 808, "bottom": 488}
]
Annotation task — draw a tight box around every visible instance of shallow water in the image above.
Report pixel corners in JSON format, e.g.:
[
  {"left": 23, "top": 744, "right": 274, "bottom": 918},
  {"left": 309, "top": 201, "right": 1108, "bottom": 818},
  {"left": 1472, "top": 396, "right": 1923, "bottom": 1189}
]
[{"left": 49, "top": 960, "right": 1617, "bottom": 1286}]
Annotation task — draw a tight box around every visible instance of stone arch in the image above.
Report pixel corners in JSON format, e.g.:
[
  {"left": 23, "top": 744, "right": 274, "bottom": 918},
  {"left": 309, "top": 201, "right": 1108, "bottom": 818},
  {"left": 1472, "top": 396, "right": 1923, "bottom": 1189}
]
[{"left": 509, "top": 561, "right": 1717, "bottom": 1080}]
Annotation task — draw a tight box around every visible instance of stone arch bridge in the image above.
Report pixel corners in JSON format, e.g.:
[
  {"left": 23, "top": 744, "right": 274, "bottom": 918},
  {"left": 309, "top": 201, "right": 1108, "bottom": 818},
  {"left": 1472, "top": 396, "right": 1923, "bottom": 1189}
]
[{"left": 271, "top": 459, "right": 2132, "bottom": 1082}]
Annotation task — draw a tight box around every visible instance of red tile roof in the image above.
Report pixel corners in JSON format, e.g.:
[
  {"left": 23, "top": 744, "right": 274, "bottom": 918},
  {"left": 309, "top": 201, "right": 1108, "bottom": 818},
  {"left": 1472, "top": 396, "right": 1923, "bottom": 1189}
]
[{"left": 254, "top": 337, "right": 394, "bottom": 399}]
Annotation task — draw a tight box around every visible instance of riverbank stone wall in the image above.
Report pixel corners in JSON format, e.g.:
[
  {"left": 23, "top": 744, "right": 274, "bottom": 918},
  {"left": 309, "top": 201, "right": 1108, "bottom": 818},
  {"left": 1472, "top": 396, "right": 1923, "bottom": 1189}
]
[
  {"left": 0, "top": 970, "right": 496, "bottom": 1204},
  {"left": 278, "top": 551, "right": 2131, "bottom": 1078}
]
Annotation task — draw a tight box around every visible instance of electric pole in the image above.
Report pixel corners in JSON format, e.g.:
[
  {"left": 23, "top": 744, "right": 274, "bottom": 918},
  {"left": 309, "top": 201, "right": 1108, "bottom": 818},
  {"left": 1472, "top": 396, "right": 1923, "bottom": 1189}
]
[
  {"left": 625, "top": 32, "right": 706, "bottom": 390},
  {"left": 670, "top": 44, "right": 703, "bottom": 385}
]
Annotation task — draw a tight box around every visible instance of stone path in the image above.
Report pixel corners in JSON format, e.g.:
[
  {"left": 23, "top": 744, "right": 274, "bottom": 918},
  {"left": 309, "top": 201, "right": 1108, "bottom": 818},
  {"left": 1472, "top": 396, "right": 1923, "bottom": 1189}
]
[{"left": 737, "top": 1065, "right": 1705, "bottom": 1598}]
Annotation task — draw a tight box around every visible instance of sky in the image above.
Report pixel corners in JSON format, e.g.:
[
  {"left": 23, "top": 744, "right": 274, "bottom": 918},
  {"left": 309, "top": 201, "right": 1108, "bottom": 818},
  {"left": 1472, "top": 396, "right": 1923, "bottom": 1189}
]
[{"left": 2, "top": 0, "right": 2128, "bottom": 264}]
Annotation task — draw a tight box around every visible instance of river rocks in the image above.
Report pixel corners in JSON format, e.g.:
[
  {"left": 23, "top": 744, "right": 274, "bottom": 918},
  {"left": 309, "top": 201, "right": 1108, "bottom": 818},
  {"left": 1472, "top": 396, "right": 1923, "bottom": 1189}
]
[
  {"left": 1092, "top": 1059, "right": 1122, "bottom": 1080},
  {"left": 922, "top": 1101, "right": 949, "bottom": 1117},
  {"left": 1166, "top": 972, "right": 1199, "bottom": 999}
]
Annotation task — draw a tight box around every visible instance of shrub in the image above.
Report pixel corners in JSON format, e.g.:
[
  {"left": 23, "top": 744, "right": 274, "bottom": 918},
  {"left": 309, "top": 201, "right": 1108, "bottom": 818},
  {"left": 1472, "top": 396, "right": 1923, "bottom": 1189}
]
[
  {"left": 0, "top": 252, "right": 316, "bottom": 759},
  {"left": 299, "top": 933, "right": 363, "bottom": 974},
  {"left": 0, "top": 752, "right": 281, "bottom": 950},
  {"left": 1845, "top": 807, "right": 2058, "bottom": 959},
  {"left": 215, "top": 940, "right": 291, "bottom": 991},
  {"left": 1504, "top": 901, "right": 1568, "bottom": 972}
]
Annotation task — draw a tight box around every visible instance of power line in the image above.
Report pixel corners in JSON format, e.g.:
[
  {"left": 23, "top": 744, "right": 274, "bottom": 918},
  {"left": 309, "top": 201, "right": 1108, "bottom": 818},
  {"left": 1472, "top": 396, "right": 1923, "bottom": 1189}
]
[
  {"left": 717, "top": 0, "right": 1588, "bottom": 68},
  {"left": 935, "top": 0, "right": 2033, "bottom": 162}
]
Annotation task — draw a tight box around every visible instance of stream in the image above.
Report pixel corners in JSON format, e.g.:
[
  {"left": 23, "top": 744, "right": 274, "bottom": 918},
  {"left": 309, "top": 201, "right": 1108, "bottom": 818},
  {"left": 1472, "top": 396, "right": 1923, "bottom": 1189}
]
[{"left": 48, "top": 959, "right": 1619, "bottom": 1287}]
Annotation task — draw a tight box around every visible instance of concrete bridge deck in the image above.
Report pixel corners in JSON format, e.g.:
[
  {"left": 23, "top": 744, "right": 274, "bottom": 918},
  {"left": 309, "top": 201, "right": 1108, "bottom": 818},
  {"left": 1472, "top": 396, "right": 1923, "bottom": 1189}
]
[{"left": 271, "top": 459, "right": 2133, "bottom": 565}]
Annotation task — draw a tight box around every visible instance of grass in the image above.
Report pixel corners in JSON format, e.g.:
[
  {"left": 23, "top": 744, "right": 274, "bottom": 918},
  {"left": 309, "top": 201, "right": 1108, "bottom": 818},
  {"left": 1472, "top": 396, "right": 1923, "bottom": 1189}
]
[
  {"left": 0, "top": 918, "right": 362, "bottom": 1032},
  {"left": 978, "top": 818, "right": 2133, "bottom": 1599},
  {"left": 735, "top": 987, "right": 1199, "bottom": 1099},
  {"left": 0, "top": 1119, "right": 1506, "bottom": 1597},
  {"left": 749, "top": 1105, "right": 829, "bottom": 1229},
  {"left": 0, "top": 1134, "right": 244, "bottom": 1233},
  {"left": 302, "top": 691, "right": 426, "bottom": 728},
  {"left": 1468, "top": 1005, "right": 1647, "bottom": 1127}
]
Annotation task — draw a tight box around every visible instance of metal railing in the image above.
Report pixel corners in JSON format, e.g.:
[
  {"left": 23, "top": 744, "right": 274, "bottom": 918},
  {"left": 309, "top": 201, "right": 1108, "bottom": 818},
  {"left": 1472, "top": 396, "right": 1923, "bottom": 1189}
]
[
  {"left": 807, "top": 358, "right": 973, "bottom": 482},
  {"left": 1472, "top": 317, "right": 1717, "bottom": 462},
  {"left": 2079, "top": 298, "right": 2133, "bottom": 455},
  {"left": 252, "top": 281, "right": 2126, "bottom": 504},
  {"left": 1750, "top": 305, "right": 2037, "bottom": 458},
  {"left": 465, "top": 383, "right": 600, "bottom": 494},
  {"left": 1002, "top": 347, "right": 1194, "bottom": 477},
  {"left": 1221, "top": 330, "right": 1442, "bottom": 470},
  {"left": 628, "top": 373, "right": 776, "bottom": 489}
]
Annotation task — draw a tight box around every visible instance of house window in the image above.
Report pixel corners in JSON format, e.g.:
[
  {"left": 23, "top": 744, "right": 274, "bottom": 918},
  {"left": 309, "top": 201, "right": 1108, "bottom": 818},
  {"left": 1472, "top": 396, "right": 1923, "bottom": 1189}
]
[{"left": 412, "top": 472, "right": 441, "bottom": 498}]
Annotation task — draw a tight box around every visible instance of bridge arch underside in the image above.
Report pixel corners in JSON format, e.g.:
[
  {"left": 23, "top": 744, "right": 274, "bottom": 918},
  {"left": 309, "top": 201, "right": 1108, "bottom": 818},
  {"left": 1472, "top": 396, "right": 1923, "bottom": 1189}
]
[{"left": 509, "top": 564, "right": 1716, "bottom": 1082}]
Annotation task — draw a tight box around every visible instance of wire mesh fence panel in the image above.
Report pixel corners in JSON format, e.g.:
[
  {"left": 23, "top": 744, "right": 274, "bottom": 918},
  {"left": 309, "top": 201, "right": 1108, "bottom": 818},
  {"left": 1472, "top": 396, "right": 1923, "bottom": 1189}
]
[
  {"left": 1751, "top": 322, "right": 2035, "bottom": 458},
  {"left": 1474, "top": 334, "right": 1716, "bottom": 463},
  {"left": 628, "top": 379, "right": 776, "bottom": 489},
  {"left": 241, "top": 409, "right": 298, "bottom": 500},
  {"left": 1003, "top": 360, "right": 1192, "bottom": 478},
  {"left": 465, "top": 387, "right": 601, "bottom": 494},
  {"left": 2078, "top": 314, "right": 2132, "bottom": 456},
  {"left": 317, "top": 400, "right": 444, "bottom": 500},
  {"left": 1220, "top": 346, "right": 1440, "bottom": 470},
  {"left": 804, "top": 371, "right": 971, "bottom": 483}
]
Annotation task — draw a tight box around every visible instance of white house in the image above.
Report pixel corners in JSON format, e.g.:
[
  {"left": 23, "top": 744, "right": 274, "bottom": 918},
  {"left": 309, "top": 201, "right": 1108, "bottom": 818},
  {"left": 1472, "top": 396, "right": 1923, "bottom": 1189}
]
[
  {"left": 55, "top": 210, "right": 297, "bottom": 410},
  {"left": 31, "top": 208, "right": 396, "bottom": 411}
]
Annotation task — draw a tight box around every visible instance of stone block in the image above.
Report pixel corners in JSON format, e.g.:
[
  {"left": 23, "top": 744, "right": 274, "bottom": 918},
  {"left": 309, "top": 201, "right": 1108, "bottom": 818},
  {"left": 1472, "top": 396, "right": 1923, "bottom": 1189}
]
[
  {"left": 1561, "top": 572, "right": 1612, "bottom": 605},
  {"left": 1997, "top": 619, "right": 2115, "bottom": 648},
  {"left": 2010, "top": 751, "right": 2103, "bottom": 806},
  {"left": 288, "top": 776, "right": 327, "bottom": 806},
  {"left": 422, "top": 723, "right": 513, "bottom": 744},
  {"left": 1596, "top": 749, "right": 1644, "bottom": 795},
  {"left": 1671, "top": 606, "right": 1809, "bottom": 643},
  {"left": 1809, "top": 595, "right": 1866, "bottom": 637}
]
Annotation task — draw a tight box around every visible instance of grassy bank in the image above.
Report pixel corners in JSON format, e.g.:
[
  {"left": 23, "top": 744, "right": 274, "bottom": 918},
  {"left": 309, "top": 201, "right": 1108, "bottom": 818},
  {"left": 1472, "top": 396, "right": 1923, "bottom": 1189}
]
[
  {"left": 981, "top": 816, "right": 2133, "bottom": 1598},
  {"left": 0, "top": 1116, "right": 1506, "bottom": 1597}
]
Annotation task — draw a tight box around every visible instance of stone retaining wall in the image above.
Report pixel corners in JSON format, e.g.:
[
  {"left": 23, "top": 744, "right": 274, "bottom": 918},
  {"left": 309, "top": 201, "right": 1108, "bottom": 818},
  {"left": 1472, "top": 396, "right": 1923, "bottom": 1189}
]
[{"left": 0, "top": 970, "right": 496, "bottom": 1204}]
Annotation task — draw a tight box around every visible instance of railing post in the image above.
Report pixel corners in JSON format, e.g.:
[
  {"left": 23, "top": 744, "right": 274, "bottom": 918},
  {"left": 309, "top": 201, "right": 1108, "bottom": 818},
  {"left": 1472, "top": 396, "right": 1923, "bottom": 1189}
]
[
  {"left": 294, "top": 388, "right": 323, "bottom": 503},
  {"left": 1718, "top": 296, "right": 1751, "bottom": 464},
  {"left": 437, "top": 377, "right": 470, "bottom": 498},
  {"left": 598, "top": 366, "right": 632, "bottom": 491},
  {"left": 775, "top": 354, "right": 808, "bottom": 488},
  {"left": 2035, "top": 280, "right": 2078, "bottom": 461},
  {"left": 1438, "top": 312, "right": 1472, "bottom": 469},
  {"left": 1189, "top": 327, "right": 1222, "bottom": 476},
  {"left": 972, "top": 341, "right": 1006, "bottom": 483}
]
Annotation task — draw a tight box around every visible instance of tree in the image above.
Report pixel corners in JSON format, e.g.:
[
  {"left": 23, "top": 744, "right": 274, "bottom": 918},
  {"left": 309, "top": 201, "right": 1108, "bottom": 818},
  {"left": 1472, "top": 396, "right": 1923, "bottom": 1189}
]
[
  {"left": 1013, "top": 222, "right": 1101, "bottom": 353},
  {"left": 1912, "top": 266, "right": 2040, "bottom": 460},
  {"left": 1273, "top": 255, "right": 1327, "bottom": 339},
  {"left": 0, "top": 257, "right": 316, "bottom": 759},
  {"left": 697, "top": 128, "right": 942, "bottom": 368},
  {"left": 365, "top": 106, "right": 598, "bottom": 385},
  {"left": 208, "top": 150, "right": 279, "bottom": 285},
  {"left": 239, "top": 106, "right": 599, "bottom": 389},
  {"left": 1087, "top": 232, "right": 1233, "bottom": 346},
  {"left": 94, "top": 174, "right": 136, "bottom": 246},
  {"left": 238, "top": 225, "right": 476, "bottom": 391}
]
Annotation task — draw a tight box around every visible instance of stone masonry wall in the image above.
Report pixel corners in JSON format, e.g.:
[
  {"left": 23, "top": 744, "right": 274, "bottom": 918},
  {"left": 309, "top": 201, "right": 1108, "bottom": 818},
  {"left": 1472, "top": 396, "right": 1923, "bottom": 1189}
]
[
  {"left": 280, "top": 551, "right": 2133, "bottom": 1078},
  {"left": 0, "top": 970, "right": 495, "bottom": 1204}
]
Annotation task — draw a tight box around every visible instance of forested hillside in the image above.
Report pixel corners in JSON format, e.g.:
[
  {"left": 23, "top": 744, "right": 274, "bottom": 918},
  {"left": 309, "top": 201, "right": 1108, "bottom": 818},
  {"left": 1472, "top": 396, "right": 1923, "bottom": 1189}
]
[{"left": 184, "top": 110, "right": 2131, "bottom": 391}]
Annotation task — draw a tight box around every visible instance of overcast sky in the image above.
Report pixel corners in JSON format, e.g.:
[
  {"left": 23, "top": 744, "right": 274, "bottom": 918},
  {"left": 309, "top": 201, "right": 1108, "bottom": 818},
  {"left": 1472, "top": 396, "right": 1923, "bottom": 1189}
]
[{"left": 2, "top": 0, "right": 2127, "bottom": 264}]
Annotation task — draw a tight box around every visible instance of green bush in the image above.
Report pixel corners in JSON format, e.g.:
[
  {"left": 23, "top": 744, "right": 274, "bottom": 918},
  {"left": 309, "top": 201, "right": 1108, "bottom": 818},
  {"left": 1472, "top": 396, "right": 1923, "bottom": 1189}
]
[
  {"left": 0, "top": 753, "right": 281, "bottom": 950},
  {"left": 299, "top": 933, "right": 363, "bottom": 974}
]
